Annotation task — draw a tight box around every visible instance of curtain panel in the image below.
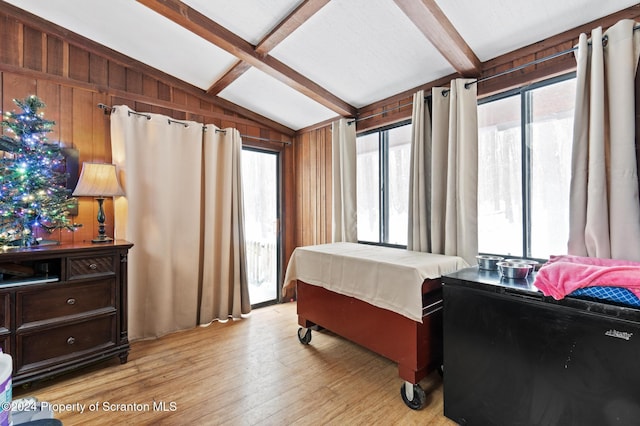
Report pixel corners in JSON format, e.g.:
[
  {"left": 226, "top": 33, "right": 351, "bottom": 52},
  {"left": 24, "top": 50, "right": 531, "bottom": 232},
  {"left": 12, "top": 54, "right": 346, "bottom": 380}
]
[
  {"left": 110, "top": 107, "right": 204, "bottom": 340},
  {"left": 407, "top": 80, "right": 478, "bottom": 265},
  {"left": 408, "top": 89, "right": 432, "bottom": 252},
  {"left": 568, "top": 19, "right": 640, "bottom": 261},
  {"left": 111, "top": 107, "right": 250, "bottom": 340},
  {"left": 200, "top": 126, "right": 251, "bottom": 324},
  {"left": 331, "top": 118, "right": 358, "bottom": 242},
  {"left": 432, "top": 80, "right": 478, "bottom": 266}
]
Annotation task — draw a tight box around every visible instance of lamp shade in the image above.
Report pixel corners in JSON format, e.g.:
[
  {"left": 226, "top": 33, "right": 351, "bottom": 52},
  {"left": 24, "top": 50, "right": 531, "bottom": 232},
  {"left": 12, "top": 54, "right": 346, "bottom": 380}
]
[{"left": 72, "top": 162, "right": 124, "bottom": 197}]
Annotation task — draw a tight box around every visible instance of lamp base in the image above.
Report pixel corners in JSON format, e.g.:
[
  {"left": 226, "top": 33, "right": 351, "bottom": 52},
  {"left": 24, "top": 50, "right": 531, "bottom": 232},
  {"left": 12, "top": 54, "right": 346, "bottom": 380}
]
[
  {"left": 91, "top": 235, "right": 114, "bottom": 244},
  {"left": 91, "top": 198, "right": 112, "bottom": 244}
]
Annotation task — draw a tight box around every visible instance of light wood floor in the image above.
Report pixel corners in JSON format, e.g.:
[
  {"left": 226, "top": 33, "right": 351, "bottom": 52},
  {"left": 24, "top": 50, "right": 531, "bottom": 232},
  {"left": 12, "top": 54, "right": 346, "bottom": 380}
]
[{"left": 15, "top": 302, "right": 456, "bottom": 425}]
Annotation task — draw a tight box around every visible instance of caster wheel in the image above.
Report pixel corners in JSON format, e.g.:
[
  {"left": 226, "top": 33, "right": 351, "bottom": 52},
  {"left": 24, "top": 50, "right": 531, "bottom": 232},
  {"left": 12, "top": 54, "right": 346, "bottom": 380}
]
[
  {"left": 400, "top": 382, "right": 426, "bottom": 410},
  {"left": 297, "top": 327, "right": 312, "bottom": 345}
]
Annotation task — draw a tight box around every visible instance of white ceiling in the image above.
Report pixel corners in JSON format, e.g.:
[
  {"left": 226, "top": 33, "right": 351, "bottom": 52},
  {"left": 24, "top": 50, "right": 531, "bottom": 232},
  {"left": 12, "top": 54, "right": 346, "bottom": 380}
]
[
  {"left": 268, "top": 0, "right": 455, "bottom": 107},
  {"left": 4, "top": 0, "right": 638, "bottom": 131}
]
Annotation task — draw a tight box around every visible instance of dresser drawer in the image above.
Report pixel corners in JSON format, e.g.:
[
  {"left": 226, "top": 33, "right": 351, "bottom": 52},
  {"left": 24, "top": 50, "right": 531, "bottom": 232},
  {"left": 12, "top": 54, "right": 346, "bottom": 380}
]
[
  {"left": 67, "top": 255, "right": 116, "bottom": 280},
  {"left": 16, "top": 315, "right": 116, "bottom": 372},
  {"left": 16, "top": 279, "right": 116, "bottom": 326}
]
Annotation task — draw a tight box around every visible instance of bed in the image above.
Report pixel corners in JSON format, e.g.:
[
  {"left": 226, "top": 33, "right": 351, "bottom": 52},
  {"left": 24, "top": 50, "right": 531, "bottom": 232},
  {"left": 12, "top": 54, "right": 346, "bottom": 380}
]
[{"left": 282, "top": 242, "right": 468, "bottom": 409}]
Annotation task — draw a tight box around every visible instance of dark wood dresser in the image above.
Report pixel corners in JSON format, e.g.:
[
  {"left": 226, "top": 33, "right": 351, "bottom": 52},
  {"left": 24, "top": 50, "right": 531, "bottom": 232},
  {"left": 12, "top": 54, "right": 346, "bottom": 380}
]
[{"left": 0, "top": 240, "right": 133, "bottom": 386}]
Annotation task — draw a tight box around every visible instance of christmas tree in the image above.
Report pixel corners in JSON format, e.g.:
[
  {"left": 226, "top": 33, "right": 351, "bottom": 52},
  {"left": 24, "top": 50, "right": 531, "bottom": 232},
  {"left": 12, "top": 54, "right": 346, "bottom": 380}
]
[{"left": 0, "top": 95, "right": 75, "bottom": 247}]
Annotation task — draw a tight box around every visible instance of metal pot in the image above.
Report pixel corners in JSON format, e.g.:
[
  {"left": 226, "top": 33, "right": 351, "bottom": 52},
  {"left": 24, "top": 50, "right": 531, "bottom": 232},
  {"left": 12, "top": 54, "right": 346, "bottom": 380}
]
[
  {"left": 497, "top": 261, "right": 532, "bottom": 279},
  {"left": 506, "top": 258, "right": 539, "bottom": 270},
  {"left": 476, "top": 255, "right": 504, "bottom": 271}
]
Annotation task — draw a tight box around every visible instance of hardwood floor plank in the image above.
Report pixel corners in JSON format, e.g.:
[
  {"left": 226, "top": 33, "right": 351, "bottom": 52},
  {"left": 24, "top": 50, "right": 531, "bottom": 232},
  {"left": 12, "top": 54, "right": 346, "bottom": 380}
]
[{"left": 15, "top": 302, "right": 455, "bottom": 425}]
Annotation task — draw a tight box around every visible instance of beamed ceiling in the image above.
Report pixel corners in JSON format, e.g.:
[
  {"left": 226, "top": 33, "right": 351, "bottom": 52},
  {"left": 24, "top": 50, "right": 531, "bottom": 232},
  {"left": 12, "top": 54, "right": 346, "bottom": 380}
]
[{"left": 2, "top": 0, "right": 639, "bottom": 132}]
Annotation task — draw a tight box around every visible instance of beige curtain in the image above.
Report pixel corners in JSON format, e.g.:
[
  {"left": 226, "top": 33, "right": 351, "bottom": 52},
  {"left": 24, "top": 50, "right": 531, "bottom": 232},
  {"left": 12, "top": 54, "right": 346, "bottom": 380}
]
[
  {"left": 430, "top": 79, "right": 478, "bottom": 265},
  {"left": 110, "top": 106, "right": 203, "bottom": 340},
  {"left": 331, "top": 118, "right": 357, "bottom": 242},
  {"left": 408, "top": 89, "right": 432, "bottom": 251},
  {"left": 568, "top": 19, "right": 640, "bottom": 261},
  {"left": 200, "top": 126, "right": 251, "bottom": 323}
]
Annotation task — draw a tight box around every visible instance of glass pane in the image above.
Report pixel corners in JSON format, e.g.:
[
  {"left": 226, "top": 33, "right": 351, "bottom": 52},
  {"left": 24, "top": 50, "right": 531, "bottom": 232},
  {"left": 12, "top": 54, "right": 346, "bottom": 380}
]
[
  {"left": 387, "top": 124, "right": 411, "bottom": 245},
  {"left": 242, "top": 150, "right": 278, "bottom": 305},
  {"left": 478, "top": 95, "right": 523, "bottom": 256},
  {"left": 528, "top": 79, "right": 575, "bottom": 258},
  {"left": 357, "top": 133, "right": 380, "bottom": 242}
]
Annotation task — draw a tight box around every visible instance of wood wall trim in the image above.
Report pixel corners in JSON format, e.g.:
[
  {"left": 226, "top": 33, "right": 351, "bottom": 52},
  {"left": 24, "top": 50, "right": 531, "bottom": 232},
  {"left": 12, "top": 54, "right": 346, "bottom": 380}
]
[
  {"left": 478, "top": 55, "right": 577, "bottom": 98},
  {"left": 296, "top": 115, "right": 341, "bottom": 134},
  {"left": 355, "top": 73, "right": 455, "bottom": 133}
]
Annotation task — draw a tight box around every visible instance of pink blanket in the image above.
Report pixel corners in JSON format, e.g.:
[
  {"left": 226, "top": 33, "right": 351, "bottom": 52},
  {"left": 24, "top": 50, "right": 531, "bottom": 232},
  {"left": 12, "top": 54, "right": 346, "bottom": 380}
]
[{"left": 533, "top": 255, "right": 640, "bottom": 300}]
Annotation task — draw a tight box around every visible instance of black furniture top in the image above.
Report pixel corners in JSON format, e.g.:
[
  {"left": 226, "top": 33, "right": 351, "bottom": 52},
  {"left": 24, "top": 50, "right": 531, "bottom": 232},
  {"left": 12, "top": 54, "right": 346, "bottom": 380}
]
[{"left": 443, "top": 266, "right": 640, "bottom": 321}]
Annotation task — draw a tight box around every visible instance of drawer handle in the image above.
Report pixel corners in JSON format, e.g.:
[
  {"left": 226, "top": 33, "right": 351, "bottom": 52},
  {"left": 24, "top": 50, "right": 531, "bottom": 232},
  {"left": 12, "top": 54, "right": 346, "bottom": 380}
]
[
  {"left": 66, "top": 298, "right": 76, "bottom": 305},
  {"left": 67, "top": 337, "right": 76, "bottom": 345},
  {"left": 89, "top": 263, "right": 98, "bottom": 270}
]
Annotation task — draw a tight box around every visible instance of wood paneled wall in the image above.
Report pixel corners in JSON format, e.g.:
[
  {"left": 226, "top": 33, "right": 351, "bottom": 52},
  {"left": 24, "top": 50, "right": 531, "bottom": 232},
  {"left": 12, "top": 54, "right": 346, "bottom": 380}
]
[
  {"left": 0, "top": 7, "right": 294, "bottom": 250},
  {"left": 293, "top": 126, "right": 332, "bottom": 248},
  {"left": 292, "top": 6, "right": 640, "bottom": 254}
]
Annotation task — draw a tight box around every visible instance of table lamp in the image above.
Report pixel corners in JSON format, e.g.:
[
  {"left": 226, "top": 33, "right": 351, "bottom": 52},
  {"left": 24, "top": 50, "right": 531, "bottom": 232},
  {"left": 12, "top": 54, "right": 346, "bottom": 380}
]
[{"left": 72, "top": 162, "right": 124, "bottom": 243}]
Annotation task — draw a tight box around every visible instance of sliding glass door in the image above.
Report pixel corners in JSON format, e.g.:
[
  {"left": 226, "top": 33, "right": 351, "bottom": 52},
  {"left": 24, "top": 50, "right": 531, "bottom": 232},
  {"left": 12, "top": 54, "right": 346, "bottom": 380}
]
[{"left": 242, "top": 148, "right": 280, "bottom": 307}]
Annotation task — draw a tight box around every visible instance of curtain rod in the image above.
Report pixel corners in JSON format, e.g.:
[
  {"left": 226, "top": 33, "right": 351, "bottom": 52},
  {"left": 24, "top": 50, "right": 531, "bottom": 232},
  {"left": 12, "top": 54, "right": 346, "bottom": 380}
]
[
  {"left": 462, "top": 23, "right": 640, "bottom": 91},
  {"left": 352, "top": 23, "right": 640, "bottom": 122},
  {"left": 214, "top": 129, "right": 291, "bottom": 146},
  {"left": 97, "top": 104, "right": 291, "bottom": 146},
  {"left": 349, "top": 36, "right": 575, "bottom": 125},
  {"left": 348, "top": 101, "right": 414, "bottom": 125}
]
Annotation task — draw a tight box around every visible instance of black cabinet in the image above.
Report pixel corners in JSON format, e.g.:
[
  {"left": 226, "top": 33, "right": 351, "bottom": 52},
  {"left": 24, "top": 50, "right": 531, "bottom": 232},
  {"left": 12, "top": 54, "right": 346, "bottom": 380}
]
[{"left": 442, "top": 267, "right": 640, "bottom": 426}]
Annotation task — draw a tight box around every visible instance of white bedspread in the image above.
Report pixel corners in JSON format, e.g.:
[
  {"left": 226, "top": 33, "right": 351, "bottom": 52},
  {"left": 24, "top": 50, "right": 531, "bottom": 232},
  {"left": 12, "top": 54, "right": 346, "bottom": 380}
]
[{"left": 283, "top": 242, "right": 468, "bottom": 322}]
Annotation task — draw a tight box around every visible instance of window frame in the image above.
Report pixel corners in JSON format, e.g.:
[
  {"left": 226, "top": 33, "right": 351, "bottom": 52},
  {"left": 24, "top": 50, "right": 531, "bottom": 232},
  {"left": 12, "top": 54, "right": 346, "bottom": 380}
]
[
  {"left": 478, "top": 72, "right": 576, "bottom": 260},
  {"left": 356, "top": 119, "right": 411, "bottom": 248}
]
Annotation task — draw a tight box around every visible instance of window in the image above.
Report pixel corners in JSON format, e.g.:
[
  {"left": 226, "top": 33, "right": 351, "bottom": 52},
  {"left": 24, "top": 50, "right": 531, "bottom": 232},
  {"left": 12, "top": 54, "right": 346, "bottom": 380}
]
[
  {"left": 478, "top": 75, "right": 576, "bottom": 259},
  {"left": 242, "top": 148, "right": 280, "bottom": 307},
  {"left": 357, "top": 122, "right": 411, "bottom": 246}
]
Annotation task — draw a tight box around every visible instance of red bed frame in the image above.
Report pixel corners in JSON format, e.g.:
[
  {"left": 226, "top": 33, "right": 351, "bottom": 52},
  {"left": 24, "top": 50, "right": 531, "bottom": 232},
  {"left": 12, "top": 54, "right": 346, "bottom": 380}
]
[{"left": 296, "top": 278, "right": 443, "bottom": 407}]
